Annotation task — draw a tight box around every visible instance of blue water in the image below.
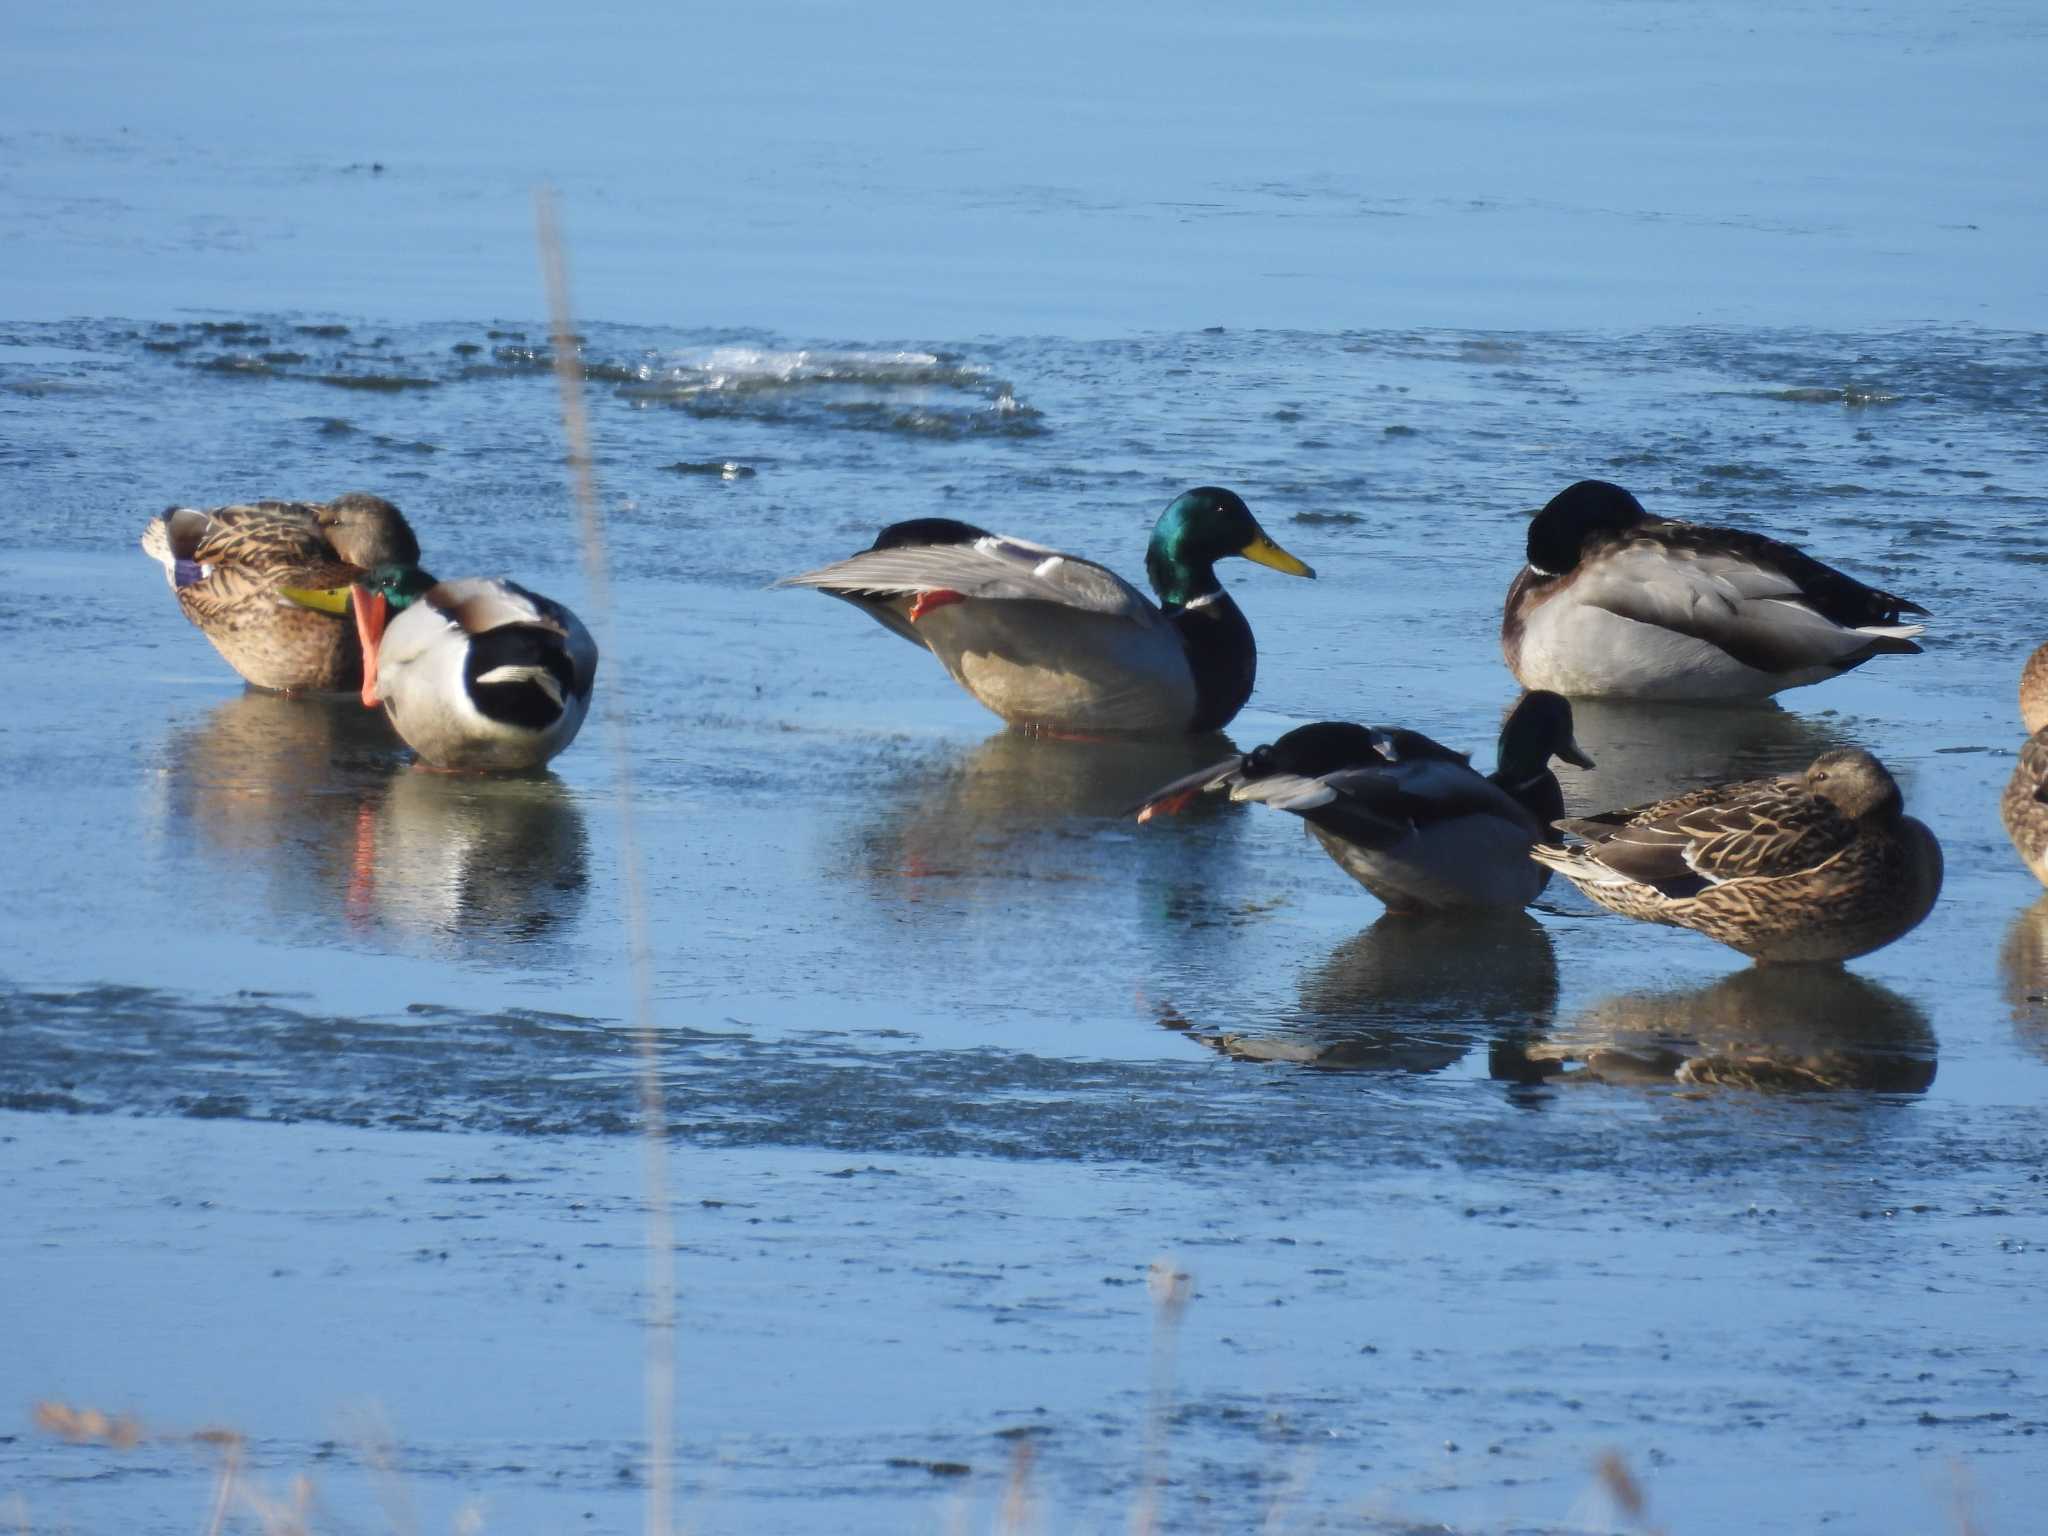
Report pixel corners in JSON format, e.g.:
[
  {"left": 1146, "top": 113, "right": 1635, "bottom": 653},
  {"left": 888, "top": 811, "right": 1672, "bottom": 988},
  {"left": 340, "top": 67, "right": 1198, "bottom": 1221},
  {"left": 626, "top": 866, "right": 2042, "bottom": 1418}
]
[{"left": 4, "top": 4, "right": 2048, "bottom": 1533}]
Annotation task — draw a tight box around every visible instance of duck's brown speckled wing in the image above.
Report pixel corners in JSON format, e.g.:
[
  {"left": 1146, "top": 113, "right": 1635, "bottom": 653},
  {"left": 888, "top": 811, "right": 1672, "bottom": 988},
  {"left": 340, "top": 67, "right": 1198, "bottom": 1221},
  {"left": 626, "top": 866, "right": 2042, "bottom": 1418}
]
[
  {"left": 1560, "top": 778, "right": 1856, "bottom": 897},
  {"left": 156, "top": 502, "right": 366, "bottom": 619}
]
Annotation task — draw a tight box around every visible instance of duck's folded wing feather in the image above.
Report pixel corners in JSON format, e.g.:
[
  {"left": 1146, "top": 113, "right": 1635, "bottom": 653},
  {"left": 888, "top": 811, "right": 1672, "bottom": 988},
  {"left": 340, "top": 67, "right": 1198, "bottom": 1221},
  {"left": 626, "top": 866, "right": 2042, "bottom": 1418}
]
[
  {"left": 1663, "top": 523, "right": 1926, "bottom": 625},
  {"left": 1363, "top": 727, "right": 1473, "bottom": 766},
  {"left": 1562, "top": 781, "right": 1856, "bottom": 895},
  {"left": 1575, "top": 537, "right": 1925, "bottom": 673},
  {"left": 422, "top": 578, "right": 598, "bottom": 690},
  {"left": 1230, "top": 771, "right": 1347, "bottom": 812},
  {"left": 1325, "top": 759, "right": 1534, "bottom": 827},
  {"left": 144, "top": 503, "right": 364, "bottom": 617},
  {"left": 1253, "top": 759, "right": 1533, "bottom": 848},
  {"left": 778, "top": 538, "right": 1157, "bottom": 623},
  {"left": 169, "top": 502, "right": 334, "bottom": 568},
  {"left": 428, "top": 578, "right": 567, "bottom": 636}
]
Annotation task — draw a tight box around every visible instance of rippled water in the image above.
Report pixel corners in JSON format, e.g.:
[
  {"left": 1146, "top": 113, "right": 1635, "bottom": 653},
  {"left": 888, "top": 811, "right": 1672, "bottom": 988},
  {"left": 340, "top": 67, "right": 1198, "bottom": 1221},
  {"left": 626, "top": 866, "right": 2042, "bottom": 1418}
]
[{"left": 7, "top": 1, "right": 2048, "bottom": 1532}]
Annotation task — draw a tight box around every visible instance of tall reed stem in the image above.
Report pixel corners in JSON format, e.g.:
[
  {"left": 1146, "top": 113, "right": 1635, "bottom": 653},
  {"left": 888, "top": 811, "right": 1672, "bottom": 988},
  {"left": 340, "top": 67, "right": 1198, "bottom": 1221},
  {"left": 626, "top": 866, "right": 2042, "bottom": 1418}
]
[{"left": 535, "top": 187, "right": 675, "bottom": 1536}]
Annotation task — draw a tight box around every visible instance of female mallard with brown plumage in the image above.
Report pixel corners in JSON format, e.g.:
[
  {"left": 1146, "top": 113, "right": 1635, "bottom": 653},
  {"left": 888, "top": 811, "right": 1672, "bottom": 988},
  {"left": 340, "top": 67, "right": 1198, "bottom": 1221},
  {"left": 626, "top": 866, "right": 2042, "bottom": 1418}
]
[
  {"left": 2001, "top": 642, "right": 2048, "bottom": 886},
  {"left": 140, "top": 492, "right": 420, "bottom": 692},
  {"left": 1502, "top": 480, "right": 1927, "bottom": 701},
  {"left": 1530, "top": 747, "right": 1942, "bottom": 963}
]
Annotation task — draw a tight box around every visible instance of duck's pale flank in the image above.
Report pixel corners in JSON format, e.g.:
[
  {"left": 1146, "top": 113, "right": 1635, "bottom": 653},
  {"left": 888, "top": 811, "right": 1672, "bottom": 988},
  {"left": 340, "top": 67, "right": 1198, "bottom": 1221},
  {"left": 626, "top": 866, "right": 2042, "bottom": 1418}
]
[
  {"left": 778, "top": 488, "right": 1314, "bottom": 735},
  {"left": 1502, "top": 480, "right": 1926, "bottom": 701}
]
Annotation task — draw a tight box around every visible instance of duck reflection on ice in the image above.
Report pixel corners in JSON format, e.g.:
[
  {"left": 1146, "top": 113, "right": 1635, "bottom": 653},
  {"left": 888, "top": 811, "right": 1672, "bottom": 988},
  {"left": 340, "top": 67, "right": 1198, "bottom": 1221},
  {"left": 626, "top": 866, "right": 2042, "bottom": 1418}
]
[
  {"left": 846, "top": 729, "right": 1246, "bottom": 886},
  {"left": 1562, "top": 699, "right": 1859, "bottom": 815},
  {"left": 1495, "top": 965, "right": 1937, "bottom": 1093},
  {"left": 159, "top": 690, "right": 588, "bottom": 950},
  {"left": 157, "top": 689, "right": 400, "bottom": 864},
  {"left": 1998, "top": 895, "right": 2048, "bottom": 1063},
  {"left": 364, "top": 771, "right": 589, "bottom": 944},
  {"left": 1164, "top": 913, "right": 1559, "bottom": 1072}
]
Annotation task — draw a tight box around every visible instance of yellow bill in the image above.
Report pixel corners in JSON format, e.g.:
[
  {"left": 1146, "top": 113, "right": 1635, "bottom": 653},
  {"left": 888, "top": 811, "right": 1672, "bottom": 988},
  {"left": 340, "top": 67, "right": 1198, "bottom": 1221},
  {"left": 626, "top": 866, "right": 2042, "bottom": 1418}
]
[
  {"left": 1239, "top": 532, "right": 1315, "bottom": 579},
  {"left": 279, "top": 584, "right": 354, "bottom": 615}
]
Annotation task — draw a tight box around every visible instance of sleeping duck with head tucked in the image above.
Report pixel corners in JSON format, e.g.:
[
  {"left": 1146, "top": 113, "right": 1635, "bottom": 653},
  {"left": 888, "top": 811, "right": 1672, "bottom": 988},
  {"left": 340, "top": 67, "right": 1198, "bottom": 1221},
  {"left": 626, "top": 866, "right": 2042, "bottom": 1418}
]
[
  {"left": 1530, "top": 747, "right": 1942, "bottom": 963},
  {"left": 140, "top": 492, "right": 421, "bottom": 692},
  {"left": 348, "top": 564, "right": 598, "bottom": 773},
  {"left": 777, "top": 487, "right": 1315, "bottom": 735},
  {"left": 1502, "top": 480, "right": 1927, "bottom": 702}
]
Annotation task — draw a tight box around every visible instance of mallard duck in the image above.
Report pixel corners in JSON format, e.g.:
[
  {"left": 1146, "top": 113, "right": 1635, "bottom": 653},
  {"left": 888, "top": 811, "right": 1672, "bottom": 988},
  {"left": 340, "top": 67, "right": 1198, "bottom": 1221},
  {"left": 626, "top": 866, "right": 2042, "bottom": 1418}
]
[
  {"left": 2000, "top": 642, "right": 2048, "bottom": 886},
  {"left": 1529, "top": 747, "right": 1942, "bottom": 962},
  {"left": 777, "top": 488, "right": 1314, "bottom": 734},
  {"left": 349, "top": 565, "right": 598, "bottom": 771},
  {"left": 140, "top": 492, "right": 421, "bottom": 692},
  {"left": 1134, "top": 691, "right": 1595, "bottom": 912},
  {"left": 1502, "top": 480, "right": 1927, "bottom": 700}
]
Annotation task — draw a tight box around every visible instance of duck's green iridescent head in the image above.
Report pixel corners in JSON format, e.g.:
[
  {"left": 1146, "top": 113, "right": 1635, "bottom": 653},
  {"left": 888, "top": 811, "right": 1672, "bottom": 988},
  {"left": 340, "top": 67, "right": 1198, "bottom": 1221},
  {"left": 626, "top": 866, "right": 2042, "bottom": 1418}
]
[
  {"left": 356, "top": 561, "right": 438, "bottom": 611},
  {"left": 348, "top": 562, "right": 439, "bottom": 711},
  {"left": 1143, "top": 487, "right": 1316, "bottom": 607}
]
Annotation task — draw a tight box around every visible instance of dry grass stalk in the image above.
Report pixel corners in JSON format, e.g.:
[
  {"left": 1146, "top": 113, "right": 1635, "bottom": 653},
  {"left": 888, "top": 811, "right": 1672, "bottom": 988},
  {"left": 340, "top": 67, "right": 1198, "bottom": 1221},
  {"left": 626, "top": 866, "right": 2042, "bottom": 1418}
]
[
  {"left": 33, "top": 1400, "right": 143, "bottom": 1450},
  {"left": 534, "top": 186, "right": 676, "bottom": 1536},
  {"left": 1129, "top": 1258, "right": 1193, "bottom": 1536},
  {"left": 995, "top": 1439, "right": 1039, "bottom": 1536},
  {"left": 345, "top": 1405, "right": 419, "bottom": 1536},
  {"left": 200, "top": 1435, "right": 240, "bottom": 1536},
  {"left": 1950, "top": 1460, "right": 1985, "bottom": 1536},
  {"left": 1594, "top": 1449, "right": 1665, "bottom": 1534},
  {"left": 34, "top": 1401, "right": 329, "bottom": 1536}
]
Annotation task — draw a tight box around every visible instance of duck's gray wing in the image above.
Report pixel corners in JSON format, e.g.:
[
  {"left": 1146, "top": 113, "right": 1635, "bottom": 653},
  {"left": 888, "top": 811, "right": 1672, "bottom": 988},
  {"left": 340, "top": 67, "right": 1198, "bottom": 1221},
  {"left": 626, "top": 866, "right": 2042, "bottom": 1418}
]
[
  {"left": 1573, "top": 533, "right": 1925, "bottom": 674},
  {"left": 778, "top": 535, "right": 1159, "bottom": 624}
]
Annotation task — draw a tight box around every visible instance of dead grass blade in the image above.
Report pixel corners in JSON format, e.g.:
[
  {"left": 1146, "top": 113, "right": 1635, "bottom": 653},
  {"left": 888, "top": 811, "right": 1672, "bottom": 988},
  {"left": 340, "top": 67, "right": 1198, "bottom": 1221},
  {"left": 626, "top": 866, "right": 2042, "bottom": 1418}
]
[{"left": 534, "top": 185, "right": 676, "bottom": 1536}]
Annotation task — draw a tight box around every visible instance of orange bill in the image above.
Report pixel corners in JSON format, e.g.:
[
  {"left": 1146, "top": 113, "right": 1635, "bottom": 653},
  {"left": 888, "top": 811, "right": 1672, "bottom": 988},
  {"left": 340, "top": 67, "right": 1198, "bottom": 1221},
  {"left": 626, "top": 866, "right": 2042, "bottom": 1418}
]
[{"left": 351, "top": 586, "right": 389, "bottom": 708}]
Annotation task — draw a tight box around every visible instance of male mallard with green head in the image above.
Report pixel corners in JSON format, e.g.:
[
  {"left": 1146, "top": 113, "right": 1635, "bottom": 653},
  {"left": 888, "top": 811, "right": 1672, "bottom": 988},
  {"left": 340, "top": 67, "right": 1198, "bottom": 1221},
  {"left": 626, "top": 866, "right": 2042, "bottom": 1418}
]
[
  {"left": 140, "top": 492, "right": 420, "bottom": 692},
  {"left": 1530, "top": 747, "right": 1942, "bottom": 962},
  {"left": 349, "top": 564, "right": 598, "bottom": 773},
  {"left": 778, "top": 488, "right": 1315, "bottom": 735},
  {"left": 1502, "top": 480, "right": 1926, "bottom": 701}
]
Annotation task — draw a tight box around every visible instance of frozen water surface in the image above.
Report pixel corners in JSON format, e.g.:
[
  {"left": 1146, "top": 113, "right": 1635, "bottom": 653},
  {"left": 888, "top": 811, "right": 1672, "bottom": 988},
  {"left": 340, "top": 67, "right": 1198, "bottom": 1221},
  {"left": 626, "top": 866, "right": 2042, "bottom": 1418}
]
[{"left": 3, "top": 1, "right": 2047, "bottom": 1531}]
